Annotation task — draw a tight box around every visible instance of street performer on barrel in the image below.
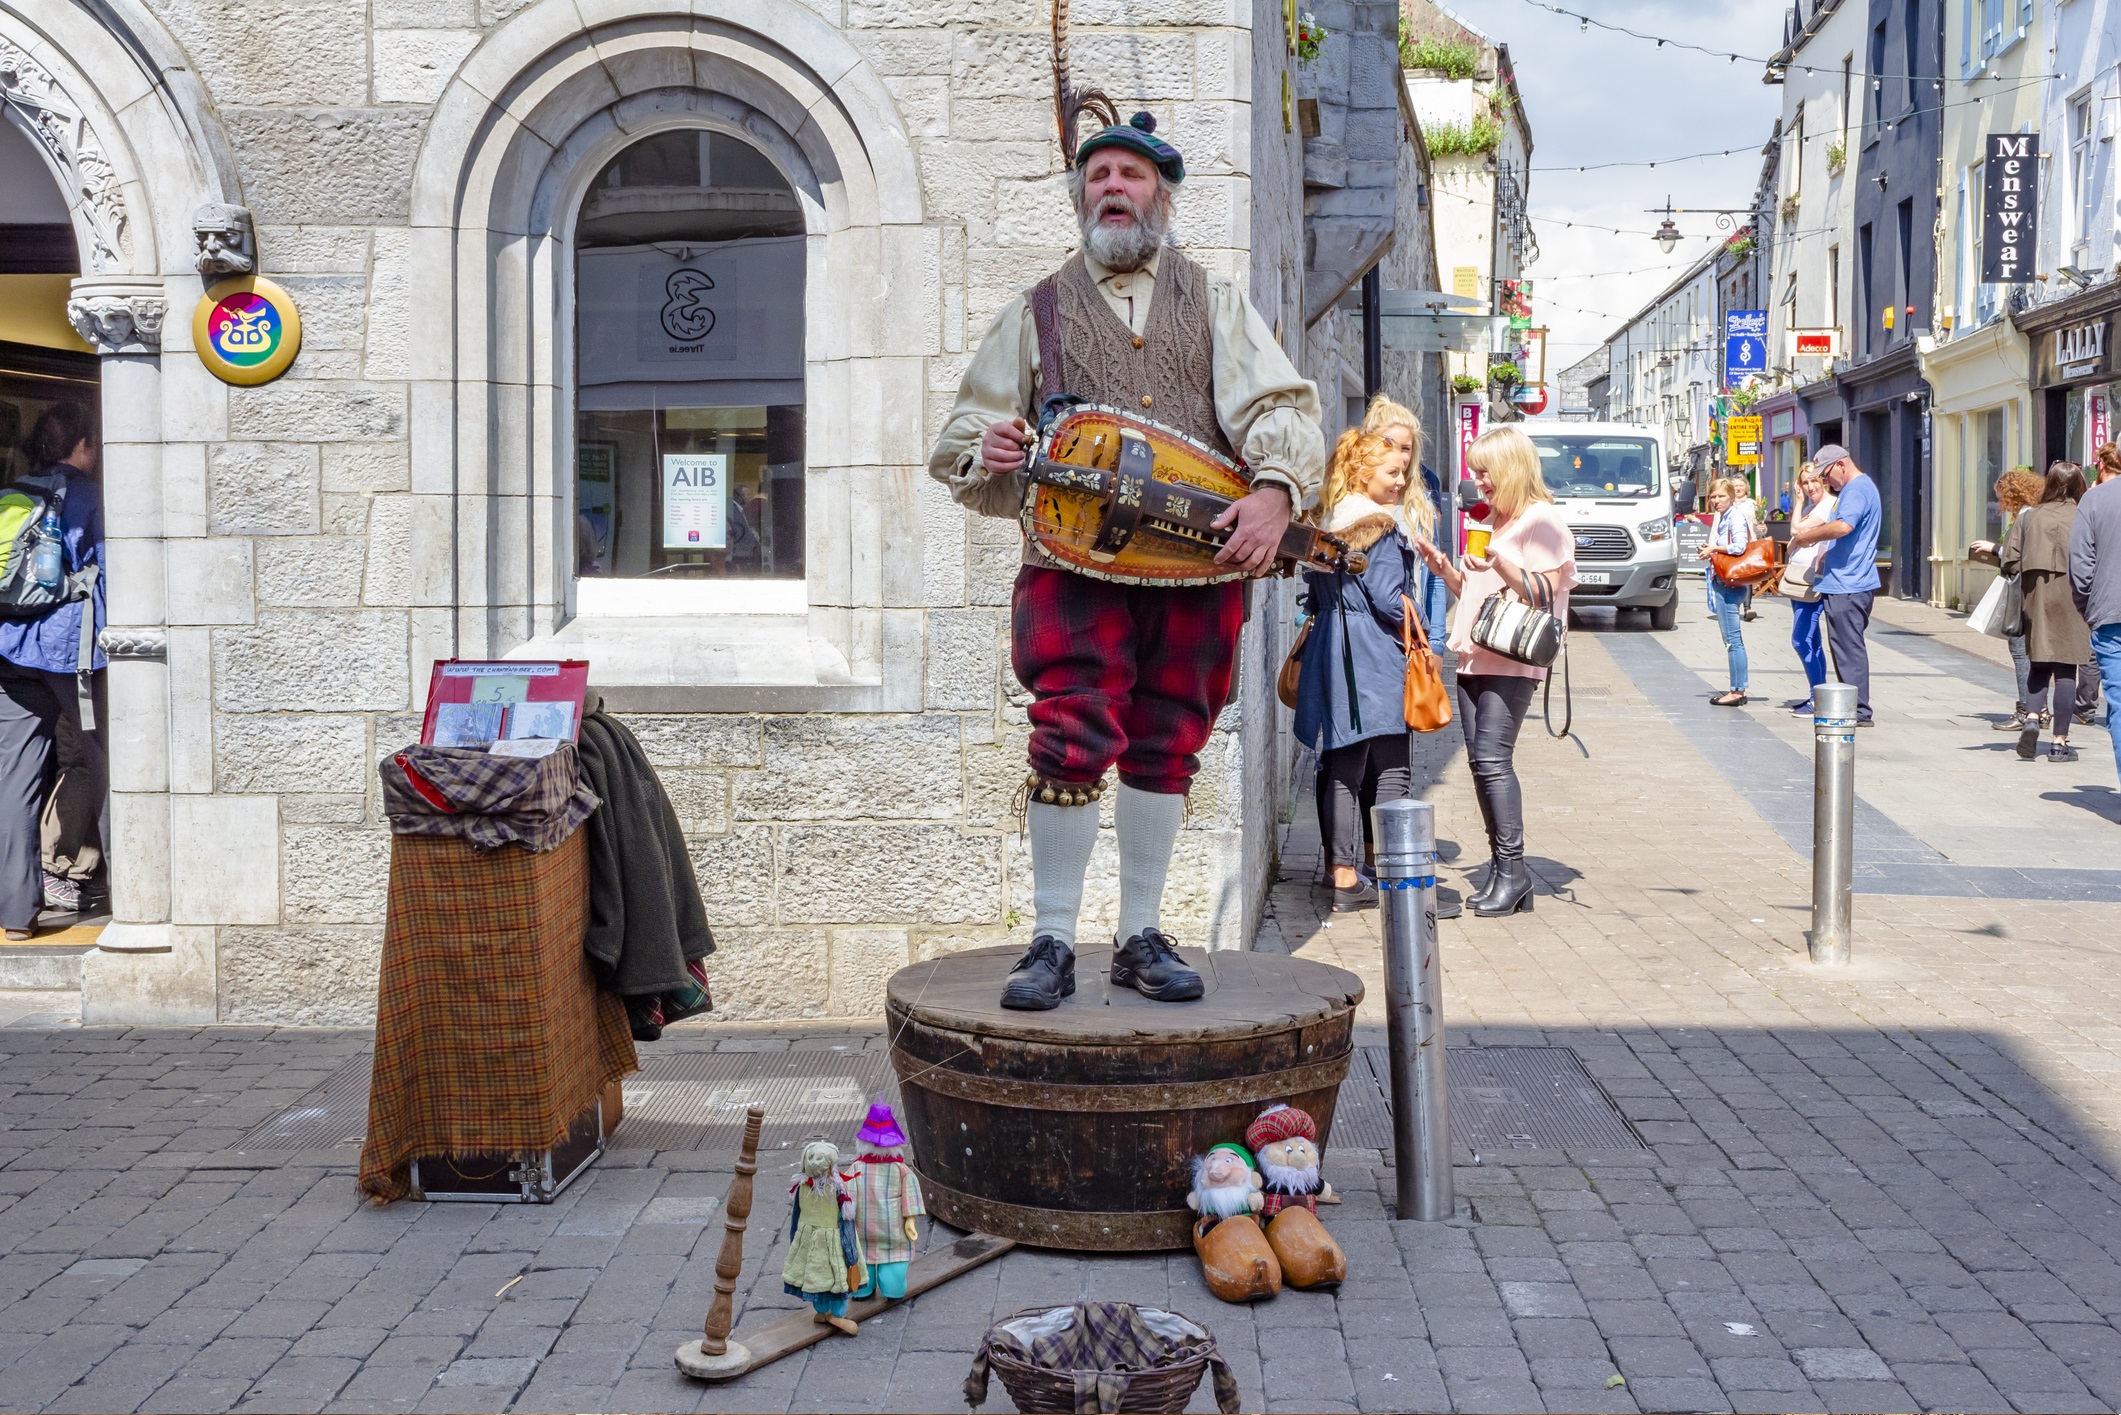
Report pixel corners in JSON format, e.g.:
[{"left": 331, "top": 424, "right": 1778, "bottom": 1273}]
[{"left": 928, "top": 112, "right": 1326, "bottom": 1011}]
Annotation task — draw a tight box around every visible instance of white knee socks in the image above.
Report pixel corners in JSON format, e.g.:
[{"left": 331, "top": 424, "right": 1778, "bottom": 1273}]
[
  {"left": 1115, "top": 783, "right": 1185, "bottom": 943},
  {"left": 1027, "top": 799, "right": 1101, "bottom": 948}
]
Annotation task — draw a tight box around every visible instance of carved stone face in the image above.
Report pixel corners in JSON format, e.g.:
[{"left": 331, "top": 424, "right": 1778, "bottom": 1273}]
[{"left": 193, "top": 203, "right": 254, "bottom": 276}]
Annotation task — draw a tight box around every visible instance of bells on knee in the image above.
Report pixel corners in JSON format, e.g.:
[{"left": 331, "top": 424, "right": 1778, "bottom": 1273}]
[
  {"left": 1265, "top": 1206, "right": 1346, "bottom": 1289},
  {"left": 1192, "top": 1215, "right": 1282, "bottom": 1303}
]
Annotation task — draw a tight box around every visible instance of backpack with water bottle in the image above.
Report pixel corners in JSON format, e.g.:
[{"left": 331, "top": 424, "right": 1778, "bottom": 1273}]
[{"left": 0, "top": 471, "right": 95, "bottom": 620}]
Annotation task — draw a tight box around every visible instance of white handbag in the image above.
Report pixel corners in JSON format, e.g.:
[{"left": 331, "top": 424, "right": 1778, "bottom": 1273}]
[
  {"left": 1470, "top": 569, "right": 1564, "bottom": 668},
  {"left": 1967, "top": 573, "right": 2023, "bottom": 638}
]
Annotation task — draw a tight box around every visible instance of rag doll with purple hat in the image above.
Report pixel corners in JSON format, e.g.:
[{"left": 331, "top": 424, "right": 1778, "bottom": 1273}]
[{"left": 845, "top": 1102, "right": 925, "bottom": 1300}]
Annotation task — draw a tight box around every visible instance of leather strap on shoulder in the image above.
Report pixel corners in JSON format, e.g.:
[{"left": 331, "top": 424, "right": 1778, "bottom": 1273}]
[{"left": 1029, "top": 273, "right": 1065, "bottom": 405}]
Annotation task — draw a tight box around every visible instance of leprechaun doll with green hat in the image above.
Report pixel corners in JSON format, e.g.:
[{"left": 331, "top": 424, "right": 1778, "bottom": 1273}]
[{"left": 929, "top": 112, "right": 1325, "bottom": 1012}]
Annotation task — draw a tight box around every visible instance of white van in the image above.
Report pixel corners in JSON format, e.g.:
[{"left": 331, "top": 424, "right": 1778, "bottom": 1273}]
[{"left": 1520, "top": 421, "right": 1681, "bottom": 630}]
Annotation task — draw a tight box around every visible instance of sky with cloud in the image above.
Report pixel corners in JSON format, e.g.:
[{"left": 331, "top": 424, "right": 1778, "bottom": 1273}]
[{"left": 1446, "top": 0, "right": 1793, "bottom": 384}]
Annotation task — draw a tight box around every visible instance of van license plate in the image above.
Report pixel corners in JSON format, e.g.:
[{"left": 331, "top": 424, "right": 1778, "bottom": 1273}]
[{"left": 1579, "top": 571, "right": 1611, "bottom": 586}]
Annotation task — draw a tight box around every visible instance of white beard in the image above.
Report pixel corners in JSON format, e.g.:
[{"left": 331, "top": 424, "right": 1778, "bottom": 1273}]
[
  {"left": 1195, "top": 1181, "right": 1255, "bottom": 1218},
  {"left": 1080, "top": 193, "right": 1169, "bottom": 272},
  {"left": 1259, "top": 1158, "right": 1320, "bottom": 1195}
]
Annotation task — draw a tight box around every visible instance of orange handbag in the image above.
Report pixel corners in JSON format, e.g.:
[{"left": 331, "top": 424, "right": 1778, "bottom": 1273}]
[
  {"left": 1401, "top": 595, "right": 1452, "bottom": 732},
  {"left": 1275, "top": 618, "right": 1312, "bottom": 710},
  {"left": 1709, "top": 537, "right": 1779, "bottom": 587}
]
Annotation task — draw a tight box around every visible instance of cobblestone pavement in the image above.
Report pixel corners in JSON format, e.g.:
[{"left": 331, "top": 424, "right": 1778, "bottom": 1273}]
[{"left": 5, "top": 601, "right": 2121, "bottom": 1414}]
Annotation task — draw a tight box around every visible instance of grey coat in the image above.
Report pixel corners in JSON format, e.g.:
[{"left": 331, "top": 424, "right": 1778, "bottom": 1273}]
[{"left": 2003, "top": 500, "right": 2092, "bottom": 665}]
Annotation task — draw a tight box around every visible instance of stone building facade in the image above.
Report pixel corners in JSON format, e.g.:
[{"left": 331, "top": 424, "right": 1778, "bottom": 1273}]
[{"left": 0, "top": 0, "right": 1441, "bottom": 1024}]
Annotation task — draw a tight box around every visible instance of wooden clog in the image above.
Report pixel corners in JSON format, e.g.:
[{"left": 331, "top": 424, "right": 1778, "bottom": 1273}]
[
  {"left": 1192, "top": 1214, "right": 1282, "bottom": 1302},
  {"left": 1264, "top": 1206, "right": 1346, "bottom": 1289}
]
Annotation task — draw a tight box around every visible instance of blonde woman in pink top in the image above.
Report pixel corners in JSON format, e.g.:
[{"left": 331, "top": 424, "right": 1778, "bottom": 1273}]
[{"left": 1417, "top": 427, "right": 1578, "bottom": 917}]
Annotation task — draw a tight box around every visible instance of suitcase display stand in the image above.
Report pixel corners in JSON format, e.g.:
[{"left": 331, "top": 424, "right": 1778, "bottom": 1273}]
[
  {"left": 409, "top": 1097, "right": 604, "bottom": 1203},
  {"left": 357, "top": 830, "right": 638, "bottom": 1205}
]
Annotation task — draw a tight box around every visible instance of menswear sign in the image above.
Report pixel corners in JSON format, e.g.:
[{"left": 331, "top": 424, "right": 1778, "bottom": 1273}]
[{"left": 1982, "top": 133, "right": 2039, "bottom": 284}]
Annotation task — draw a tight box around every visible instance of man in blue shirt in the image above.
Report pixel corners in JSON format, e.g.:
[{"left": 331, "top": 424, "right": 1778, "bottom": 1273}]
[
  {"left": 1787, "top": 442, "right": 1880, "bottom": 724},
  {"left": 0, "top": 404, "right": 106, "bottom": 937}
]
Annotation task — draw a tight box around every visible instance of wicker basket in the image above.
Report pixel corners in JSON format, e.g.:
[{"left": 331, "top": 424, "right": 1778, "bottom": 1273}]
[{"left": 964, "top": 1302, "right": 1236, "bottom": 1415}]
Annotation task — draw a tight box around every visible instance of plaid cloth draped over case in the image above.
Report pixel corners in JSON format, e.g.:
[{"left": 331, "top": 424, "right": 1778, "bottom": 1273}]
[
  {"left": 357, "top": 830, "right": 637, "bottom": 1202},
  {"left": 379, "top": 744, "right": 600, "bottom": 853}
]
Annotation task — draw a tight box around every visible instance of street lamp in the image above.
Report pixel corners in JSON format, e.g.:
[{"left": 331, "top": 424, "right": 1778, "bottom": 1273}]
[{"left": 1646, "top": 197, "right": 1754, "bottom": 254}]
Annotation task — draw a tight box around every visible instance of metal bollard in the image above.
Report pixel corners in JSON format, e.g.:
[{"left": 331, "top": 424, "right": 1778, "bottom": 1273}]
[
  {"left": 1371, "top": 799, "right": 1453, "bottom": 1221},
  {"left": 1810, "top": 681, "right": 1857, "bottom": 966}
]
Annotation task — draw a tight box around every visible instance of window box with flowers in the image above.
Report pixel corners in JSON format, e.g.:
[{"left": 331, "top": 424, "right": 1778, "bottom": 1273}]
[
  {"left": 1826, "top": 139, "right": 1846, "bottom": 176},
  {"left": 1295, "top": 12, "right": 1328, "bottom": 64},
  {"left": 1722, "top": 228, "right": 1757, "bottom": 260}
]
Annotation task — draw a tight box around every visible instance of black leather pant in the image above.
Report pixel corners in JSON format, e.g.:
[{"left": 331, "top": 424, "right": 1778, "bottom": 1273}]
[
  {"left": 1456, "top": 673, "right": 1538, "bottom": 864},
  {"left": 1320, "top": 735, "right": 1411, "bottom": 870}
]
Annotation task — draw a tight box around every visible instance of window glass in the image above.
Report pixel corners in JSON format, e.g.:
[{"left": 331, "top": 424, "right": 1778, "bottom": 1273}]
[
  {"left": 1527, "top": 436, "right": 1660, "bottom": 497},
  {"left": 573, "top": 130, "right": 805, "bottom": 581},
  {"left": 1978, "top": 406, "right": 2006, "bottom": 541}
]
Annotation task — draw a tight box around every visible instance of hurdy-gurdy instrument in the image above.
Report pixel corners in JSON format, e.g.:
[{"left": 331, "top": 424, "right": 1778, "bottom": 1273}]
[{"left": 1021, "top": 402, "right": 1365, "bottom": 586}]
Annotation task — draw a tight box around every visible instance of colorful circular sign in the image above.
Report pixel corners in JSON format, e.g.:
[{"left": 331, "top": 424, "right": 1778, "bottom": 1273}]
[{"left": 191, "top": 275, "right": 302, "bottom": 385}]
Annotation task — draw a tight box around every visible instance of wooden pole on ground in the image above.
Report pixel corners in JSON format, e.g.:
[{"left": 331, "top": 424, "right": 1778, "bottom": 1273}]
[{"left": 675, "top": 1105, "right": 765, "bottom": 1379}]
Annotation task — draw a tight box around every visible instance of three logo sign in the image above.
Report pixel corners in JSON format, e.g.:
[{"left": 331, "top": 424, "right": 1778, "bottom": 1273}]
[{"left": 661, "top": 268, "right": 717, "bottom": 344}]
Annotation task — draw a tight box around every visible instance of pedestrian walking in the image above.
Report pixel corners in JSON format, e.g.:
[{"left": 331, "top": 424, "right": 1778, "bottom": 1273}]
[
  {"left": 2003, "top": 462, "right": 2092, "bottom": 762},
  {"left": 1970, "top": 466, "right": 2048, "bottom": 731},
  {"left": 0, "top": 404, "right": 107, "bottom": 940},
  {"left": 1418, "top": 426, "right": 1577, "bottom": 918},
  {"left": 1787, "top": 442, "right": 1880, "bottom": 725},
  {"left": 1700, "top": 478, "right": 1753, "bottom": 707},
  {"left": 2071, "top": 446, "right": 2121, "bottom": 786},
  {"left": 1783, "top": 462, "right": 1835, "bottom": 714},
  {"left": 1294, "top": 428, "right": 1435, "bottom": 913}
]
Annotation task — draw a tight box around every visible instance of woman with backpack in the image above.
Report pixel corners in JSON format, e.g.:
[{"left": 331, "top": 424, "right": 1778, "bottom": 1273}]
[
  {"left": 1293, "top": 425, "right": 1438, "bottom": 914},
  {"left": 0, "top": 404, "right": 106, "bottom": 939}
]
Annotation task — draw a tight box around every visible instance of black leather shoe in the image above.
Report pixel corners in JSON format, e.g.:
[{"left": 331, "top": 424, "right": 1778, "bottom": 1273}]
[
  {"left": 1434, "top": 886, "right": 1463, "bottom": 921},
  {"left": 1110, "top": 928, "right": 1205, "bottom": 1002},
  {"left": 1472, "top": 858, "right": 1535, "bottom": 917},
  {"left": 999, "top": 935, "right": 1075, "bottom": 1010}
]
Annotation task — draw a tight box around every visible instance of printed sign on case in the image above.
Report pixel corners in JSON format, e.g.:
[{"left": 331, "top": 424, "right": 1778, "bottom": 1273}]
[
  {"left": 1983, "top": 133, "right": 2039, "bottom": 283},
  {"left": 663, "top": 453, "right": 727, "bottom": 550},
  {"left": 192, "top": 276, "right": 303, "bottom": 386}
]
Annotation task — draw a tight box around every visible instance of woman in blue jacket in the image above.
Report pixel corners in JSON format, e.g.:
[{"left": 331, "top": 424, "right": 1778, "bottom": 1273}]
[
  {"left": 1295, "top": 424, "right": 1439, "bottom": 913},
  {"left": 0, "top": 403, "right": 105, "bottom": 938}
]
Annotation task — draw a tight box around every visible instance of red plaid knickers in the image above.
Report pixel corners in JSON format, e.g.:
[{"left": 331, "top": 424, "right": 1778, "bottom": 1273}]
[{"left": 1011, "top": 565, "right": 1246, "bottom": 795}]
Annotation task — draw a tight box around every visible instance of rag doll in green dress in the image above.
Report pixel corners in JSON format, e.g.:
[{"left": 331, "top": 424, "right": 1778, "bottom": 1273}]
[{"left": 782, "top": 1139, "right": 866, "bottom": 1335}]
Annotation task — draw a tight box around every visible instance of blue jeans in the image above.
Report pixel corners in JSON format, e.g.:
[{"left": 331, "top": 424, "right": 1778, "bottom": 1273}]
[
  {"left": 1789, "top": 597, "right": 1827, "bottom": 693},
  {"left": 1708, "top": 577, "right": 1749, "bottom": 692},
  {"left": 2094, "top": 624, "right": 2121, "bottom": 785}
]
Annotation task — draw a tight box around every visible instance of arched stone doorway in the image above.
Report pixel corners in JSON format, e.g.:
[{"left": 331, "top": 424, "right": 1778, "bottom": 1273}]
[{"left": 1, "top": 1, "right": 244, "bottom": 1020}]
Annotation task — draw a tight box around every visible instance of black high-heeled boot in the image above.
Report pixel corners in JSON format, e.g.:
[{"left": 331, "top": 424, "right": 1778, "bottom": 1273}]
[
  {"left": 1464, "top": 854, "right": 1505, "bottom": 914},
  {"left": 1473, "top": 857, "right": 1535, "bottom": 917}
]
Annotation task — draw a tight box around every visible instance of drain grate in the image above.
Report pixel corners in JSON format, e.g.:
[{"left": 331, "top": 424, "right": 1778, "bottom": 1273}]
[
  {"left": 1327, "top": 1046, "right": 1646, "bottom": 1154},
  {"left": 234, "top": 1054, "right": 374, "bottom": 1151},
  {"left": 234, "top": 1047, "right": 898, "bottom": 1154},
  {"left": 237, "top": 1042, "right": 1639, "bottom": 1158},
  {"left": 616, "top": 1049, "right": 895, "bottom": 1152}
]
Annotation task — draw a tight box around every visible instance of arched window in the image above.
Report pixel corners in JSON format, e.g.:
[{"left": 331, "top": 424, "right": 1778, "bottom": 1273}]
[{"left": 573, "top": 129, "right": 804, "bottom": 588}]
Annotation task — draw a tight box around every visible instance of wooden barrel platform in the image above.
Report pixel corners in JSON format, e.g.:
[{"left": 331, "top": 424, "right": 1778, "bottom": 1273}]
[{"left": 885, "top": 945, "right": 1364, "bottom": 1252}]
